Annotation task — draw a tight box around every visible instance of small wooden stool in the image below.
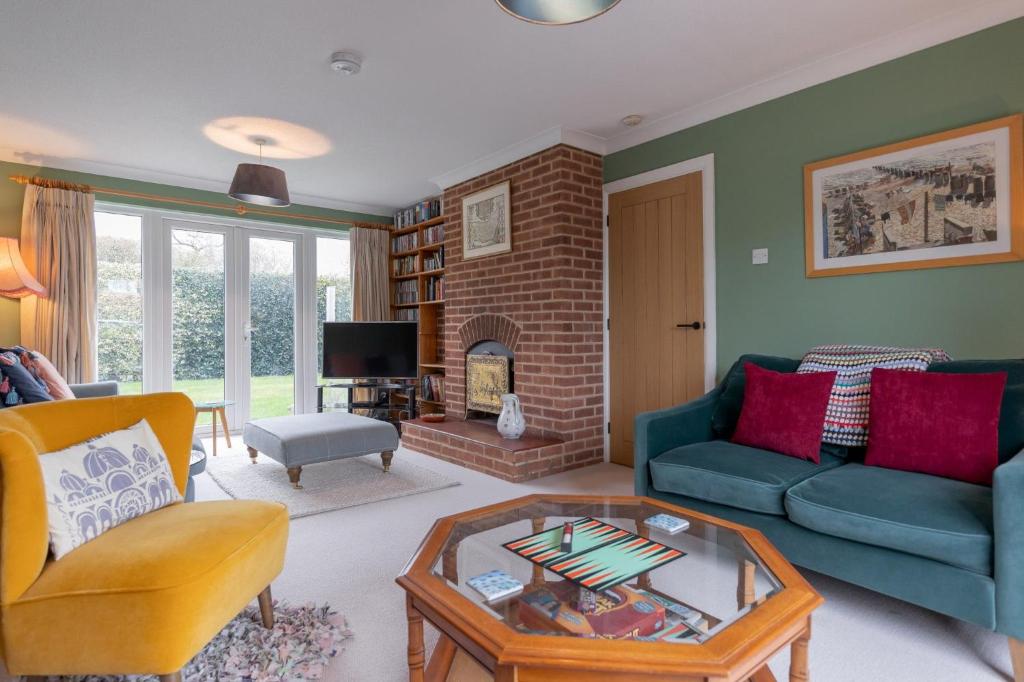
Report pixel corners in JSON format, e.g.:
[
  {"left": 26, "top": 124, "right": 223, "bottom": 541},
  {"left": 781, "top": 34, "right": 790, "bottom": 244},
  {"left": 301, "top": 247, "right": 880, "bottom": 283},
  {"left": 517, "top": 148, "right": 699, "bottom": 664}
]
[{"left": 194, "top": 400, "right": 235, "bottom": 457}]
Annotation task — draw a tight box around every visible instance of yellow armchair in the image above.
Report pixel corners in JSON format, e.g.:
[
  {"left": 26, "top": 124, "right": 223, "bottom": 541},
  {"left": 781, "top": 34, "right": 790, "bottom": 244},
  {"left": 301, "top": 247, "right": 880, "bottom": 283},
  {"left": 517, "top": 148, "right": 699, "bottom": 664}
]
[{"left": 0, "top": 393, "right": 289, "bottom": 681}]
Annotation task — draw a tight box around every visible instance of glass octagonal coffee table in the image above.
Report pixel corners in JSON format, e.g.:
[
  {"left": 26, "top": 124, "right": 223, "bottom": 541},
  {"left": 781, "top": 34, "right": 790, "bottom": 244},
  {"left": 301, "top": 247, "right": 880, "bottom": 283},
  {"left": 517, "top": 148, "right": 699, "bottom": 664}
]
[{"left": 396, "top": 495, "right": 822, "bottom": 682}]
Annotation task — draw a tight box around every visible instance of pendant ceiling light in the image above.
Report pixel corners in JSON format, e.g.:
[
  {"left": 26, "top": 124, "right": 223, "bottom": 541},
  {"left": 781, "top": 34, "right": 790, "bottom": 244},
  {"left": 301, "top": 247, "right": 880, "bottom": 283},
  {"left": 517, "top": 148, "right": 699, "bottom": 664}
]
[
  {"left": 495, "top": 0, "right": 621, "bottom": 25},
  {"left": 228, "top": 138, "right": 291, "bottom": 207}
]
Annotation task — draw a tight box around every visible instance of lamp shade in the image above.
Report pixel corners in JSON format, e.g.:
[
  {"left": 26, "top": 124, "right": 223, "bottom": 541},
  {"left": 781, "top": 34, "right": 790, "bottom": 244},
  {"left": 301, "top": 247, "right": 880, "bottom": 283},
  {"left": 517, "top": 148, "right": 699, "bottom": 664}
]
[
  {"left": 495, "top": 0, "right": 621, "bottom": 24},
  {"left": 0, "top": 238, "right": 45, "bottom": 299},
  {"left": 228, "top": 163, "right": 291, "bottom": 207}
]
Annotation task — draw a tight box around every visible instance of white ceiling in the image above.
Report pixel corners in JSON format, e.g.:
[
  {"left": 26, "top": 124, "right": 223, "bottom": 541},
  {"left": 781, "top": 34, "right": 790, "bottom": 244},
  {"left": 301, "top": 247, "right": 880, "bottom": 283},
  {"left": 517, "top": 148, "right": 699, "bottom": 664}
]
[{"left": 1, "top": 0, "right": 1020, "bottom": 215}]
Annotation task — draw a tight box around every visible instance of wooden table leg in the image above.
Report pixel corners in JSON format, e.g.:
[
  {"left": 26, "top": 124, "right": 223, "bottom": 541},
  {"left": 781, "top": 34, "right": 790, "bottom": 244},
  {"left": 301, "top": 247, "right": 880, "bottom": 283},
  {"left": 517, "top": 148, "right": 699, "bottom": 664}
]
[
  {"left": 738, "top": 559, "right": 756, "bottom": 609},
  {"left": 790, "top": 618, "right": 811, "bottom": 682},
  {"left": 219, "top": 407, "right": 232, "bottom": 448},
  {"left": 210, "top": 408, "right": 218, "bottom": 457},
  {"left": 634, "top": 518, "right": 652, "bottom": 590},
  {"left": 407, "top": 594, "right": 426, "bottom": 682},
  {"left": 530, "top": 517, "right": 546, "bottom": 588}
]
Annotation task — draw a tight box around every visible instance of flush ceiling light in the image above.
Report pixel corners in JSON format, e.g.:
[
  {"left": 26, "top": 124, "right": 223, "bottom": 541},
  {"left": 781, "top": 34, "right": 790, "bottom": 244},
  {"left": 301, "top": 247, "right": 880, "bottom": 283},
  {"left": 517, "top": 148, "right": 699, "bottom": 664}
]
[
  {"left": 495, "top": 0, "right": 622, "bottom": 25},
  {"left": 228, "top": 138, "right": 290, "bottom": 207},
  {"left": 203, "top": 116, "right": 331, "bottom": 159}
]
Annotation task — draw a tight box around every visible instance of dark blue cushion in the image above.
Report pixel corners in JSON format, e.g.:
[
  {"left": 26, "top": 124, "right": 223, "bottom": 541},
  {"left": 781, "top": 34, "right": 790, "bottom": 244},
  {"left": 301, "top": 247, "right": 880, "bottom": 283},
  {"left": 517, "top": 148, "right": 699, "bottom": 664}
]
[
  {"left": 649, "top": 440, "right": 845, "bottom": 515},
  {"left": 0, "top": 352, "right": 52, "bottom": 404}
]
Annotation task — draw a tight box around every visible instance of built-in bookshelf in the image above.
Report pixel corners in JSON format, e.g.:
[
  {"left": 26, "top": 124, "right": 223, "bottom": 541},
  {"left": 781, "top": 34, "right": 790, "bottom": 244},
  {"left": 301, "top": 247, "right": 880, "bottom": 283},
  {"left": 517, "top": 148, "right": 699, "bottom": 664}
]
[{"left": 390, "top": 199, "right": 445, "bottom": 415}]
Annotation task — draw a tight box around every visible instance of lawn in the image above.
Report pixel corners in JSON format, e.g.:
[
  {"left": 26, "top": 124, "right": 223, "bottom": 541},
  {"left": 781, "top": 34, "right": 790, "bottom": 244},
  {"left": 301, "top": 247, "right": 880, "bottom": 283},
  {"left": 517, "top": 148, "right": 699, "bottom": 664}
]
[{"left": 119, "top": 375, "right": 299, "bottom": 425}]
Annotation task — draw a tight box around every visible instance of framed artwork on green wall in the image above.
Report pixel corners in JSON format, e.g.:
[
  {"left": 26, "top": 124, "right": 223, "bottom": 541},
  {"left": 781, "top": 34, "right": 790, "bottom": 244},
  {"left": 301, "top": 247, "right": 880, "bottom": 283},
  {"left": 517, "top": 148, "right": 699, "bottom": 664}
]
[{"left": 804, "top": 114, "right": 1024, "bottom": 277}]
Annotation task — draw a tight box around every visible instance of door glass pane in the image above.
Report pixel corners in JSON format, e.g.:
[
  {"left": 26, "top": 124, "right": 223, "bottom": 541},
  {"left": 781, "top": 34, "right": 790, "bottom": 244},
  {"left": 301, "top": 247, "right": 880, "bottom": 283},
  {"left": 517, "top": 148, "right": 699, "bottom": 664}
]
[
  {"left": 172, "top": 229, "right": 225, "bottom": 426},
  {"left": 249, "top": 238, "right": 295, "bottom": 420},
  {"left": 95, "top": 212, "right": 143, "bottom": 394},
  {"left": 316, "top": 236, "right": 351, "bottom": 409}
]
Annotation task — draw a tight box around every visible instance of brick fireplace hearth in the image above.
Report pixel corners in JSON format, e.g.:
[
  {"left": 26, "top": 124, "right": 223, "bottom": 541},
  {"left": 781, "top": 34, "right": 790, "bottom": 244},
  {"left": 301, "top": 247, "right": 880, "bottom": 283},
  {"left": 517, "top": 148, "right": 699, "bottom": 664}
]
[{"left": 402, "top": 144, "right": 604, "bottom": 482}]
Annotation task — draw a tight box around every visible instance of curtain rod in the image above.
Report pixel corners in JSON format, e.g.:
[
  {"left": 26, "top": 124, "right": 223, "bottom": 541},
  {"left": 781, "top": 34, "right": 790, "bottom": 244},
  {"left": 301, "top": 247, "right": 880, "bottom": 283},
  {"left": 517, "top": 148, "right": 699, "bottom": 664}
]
[{"left": 7, "top": 175, "right": 393, "bottom": 231}]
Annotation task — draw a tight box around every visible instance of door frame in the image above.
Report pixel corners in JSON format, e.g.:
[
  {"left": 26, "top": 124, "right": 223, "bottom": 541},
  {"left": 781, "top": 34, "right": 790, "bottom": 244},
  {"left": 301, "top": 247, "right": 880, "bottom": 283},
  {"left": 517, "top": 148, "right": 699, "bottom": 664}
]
[{"left": 602, "top": 153, "right": 717, "bottom": 461}]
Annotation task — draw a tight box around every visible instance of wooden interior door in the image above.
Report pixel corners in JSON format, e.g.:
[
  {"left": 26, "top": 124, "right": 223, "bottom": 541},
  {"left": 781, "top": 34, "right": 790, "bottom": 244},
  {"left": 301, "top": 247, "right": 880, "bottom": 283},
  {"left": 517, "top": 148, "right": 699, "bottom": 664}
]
[{"left": 609, "top": 172, "right": 705, "bottom": 467}]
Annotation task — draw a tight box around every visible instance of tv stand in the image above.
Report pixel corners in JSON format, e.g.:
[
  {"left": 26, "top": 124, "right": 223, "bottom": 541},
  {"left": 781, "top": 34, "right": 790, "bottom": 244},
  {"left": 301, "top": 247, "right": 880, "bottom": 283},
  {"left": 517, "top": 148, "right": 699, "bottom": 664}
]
[{"left": 317, "top": 381, "right": 416, "bottom": 426}]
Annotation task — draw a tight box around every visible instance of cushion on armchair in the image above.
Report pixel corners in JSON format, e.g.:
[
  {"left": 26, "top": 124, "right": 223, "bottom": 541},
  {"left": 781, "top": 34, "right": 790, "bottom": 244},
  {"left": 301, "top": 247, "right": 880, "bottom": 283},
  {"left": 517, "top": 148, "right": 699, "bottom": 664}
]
[
  {"left": 649, "top": 440, "right": 845, "bottom": 515},
  {"left": 39, "top": 420, "right": 182, "bottom": 559}
]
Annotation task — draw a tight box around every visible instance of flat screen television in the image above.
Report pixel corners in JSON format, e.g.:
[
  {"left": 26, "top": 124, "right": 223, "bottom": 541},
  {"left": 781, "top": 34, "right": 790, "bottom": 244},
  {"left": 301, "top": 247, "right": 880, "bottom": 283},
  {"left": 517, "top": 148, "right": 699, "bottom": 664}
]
[{"left": 322, "top": 321, "right": 419, "bottom": 379}]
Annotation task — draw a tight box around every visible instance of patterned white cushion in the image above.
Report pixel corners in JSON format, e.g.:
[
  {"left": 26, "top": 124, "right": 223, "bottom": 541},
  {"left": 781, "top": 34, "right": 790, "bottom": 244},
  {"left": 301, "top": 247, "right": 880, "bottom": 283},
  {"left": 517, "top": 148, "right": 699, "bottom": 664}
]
[{"left": 40, "top": 419, "right": 182, "bottom": 559}]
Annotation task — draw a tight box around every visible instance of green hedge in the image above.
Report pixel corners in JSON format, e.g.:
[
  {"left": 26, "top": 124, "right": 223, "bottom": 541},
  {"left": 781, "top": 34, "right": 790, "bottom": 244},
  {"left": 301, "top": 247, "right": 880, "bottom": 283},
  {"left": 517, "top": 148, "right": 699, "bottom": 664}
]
[{"left": 97, "top": 263, "right": 351, "bottom": 381}]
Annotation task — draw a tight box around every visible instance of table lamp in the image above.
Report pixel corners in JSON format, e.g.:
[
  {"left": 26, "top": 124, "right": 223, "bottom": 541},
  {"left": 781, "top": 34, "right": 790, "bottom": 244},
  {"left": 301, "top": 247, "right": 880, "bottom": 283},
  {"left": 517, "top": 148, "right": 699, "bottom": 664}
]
[{"left": 0, "top": 237, "right": 46, "bottom": 298}]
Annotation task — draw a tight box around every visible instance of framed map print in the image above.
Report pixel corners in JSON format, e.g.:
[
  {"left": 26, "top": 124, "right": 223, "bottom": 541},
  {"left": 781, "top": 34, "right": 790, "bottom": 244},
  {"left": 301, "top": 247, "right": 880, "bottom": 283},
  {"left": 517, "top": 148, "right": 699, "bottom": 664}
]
[
  {"left": 462, "top": 181, "right": 511, "bottom": 260},
  {"left": 804, "top": 114, "right": 1024, "bottom": 277}
]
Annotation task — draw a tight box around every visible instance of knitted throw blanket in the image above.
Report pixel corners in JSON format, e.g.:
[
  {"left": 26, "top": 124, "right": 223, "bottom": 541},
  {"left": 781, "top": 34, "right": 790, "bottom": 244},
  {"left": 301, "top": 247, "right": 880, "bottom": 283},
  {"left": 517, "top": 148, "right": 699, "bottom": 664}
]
[{"left": 797, "top": 344, "right": 951, "bottom": 447}]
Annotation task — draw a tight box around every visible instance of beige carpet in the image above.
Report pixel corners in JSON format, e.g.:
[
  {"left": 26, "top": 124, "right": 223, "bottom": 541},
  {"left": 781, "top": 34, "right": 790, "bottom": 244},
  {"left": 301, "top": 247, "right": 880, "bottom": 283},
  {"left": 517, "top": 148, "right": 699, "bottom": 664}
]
[
  {"left": 197, "top": 443, "right": 1015, "bottom": 682},
  {"left": 205, "top": 449, "right": 459, "bottom": 518}
]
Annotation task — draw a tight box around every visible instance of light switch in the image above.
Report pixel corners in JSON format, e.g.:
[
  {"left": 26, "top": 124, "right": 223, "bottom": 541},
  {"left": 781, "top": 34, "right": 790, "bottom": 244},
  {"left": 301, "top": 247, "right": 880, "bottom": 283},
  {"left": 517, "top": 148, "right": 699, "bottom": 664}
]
[{"left": 752, "top": 248, "right": 768, "bottom": 265}]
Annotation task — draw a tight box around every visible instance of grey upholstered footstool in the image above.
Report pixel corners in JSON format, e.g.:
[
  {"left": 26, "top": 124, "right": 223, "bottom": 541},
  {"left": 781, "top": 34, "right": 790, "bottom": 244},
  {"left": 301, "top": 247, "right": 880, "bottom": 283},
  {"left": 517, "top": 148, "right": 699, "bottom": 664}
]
[{"left": 242, "top": 412, "right": 400, "bottom": 489}]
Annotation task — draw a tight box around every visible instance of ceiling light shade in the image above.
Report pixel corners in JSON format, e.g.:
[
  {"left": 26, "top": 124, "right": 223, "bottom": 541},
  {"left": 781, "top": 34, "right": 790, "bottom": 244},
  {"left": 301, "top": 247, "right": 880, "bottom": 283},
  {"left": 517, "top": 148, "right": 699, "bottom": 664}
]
[
  {"left": 228, "top": 163, "right": 291, "bottom": 207},
  {"left": 0, "top": 238, "right": 46, "bottom": 299},
  {"left": 495, "top": 0, "right": 621, "bottom": 24}
]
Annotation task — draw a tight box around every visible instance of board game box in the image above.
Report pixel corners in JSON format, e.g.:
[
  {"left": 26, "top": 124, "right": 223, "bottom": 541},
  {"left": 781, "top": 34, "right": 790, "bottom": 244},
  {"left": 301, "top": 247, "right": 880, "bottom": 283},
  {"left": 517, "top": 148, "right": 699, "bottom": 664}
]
[
  {"left": 503, "top": 517, "right": 685, "bottom": 592},
  {"left": 517, "top": 580, "right": 666, "bottom": 639}
]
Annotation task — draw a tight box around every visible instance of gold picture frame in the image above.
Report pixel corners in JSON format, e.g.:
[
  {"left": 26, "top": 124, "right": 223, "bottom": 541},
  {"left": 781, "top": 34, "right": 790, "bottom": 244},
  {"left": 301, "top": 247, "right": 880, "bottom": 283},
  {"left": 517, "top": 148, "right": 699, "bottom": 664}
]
[{"left": 804, "top": 114, "right": 1024, "bottom": 277}]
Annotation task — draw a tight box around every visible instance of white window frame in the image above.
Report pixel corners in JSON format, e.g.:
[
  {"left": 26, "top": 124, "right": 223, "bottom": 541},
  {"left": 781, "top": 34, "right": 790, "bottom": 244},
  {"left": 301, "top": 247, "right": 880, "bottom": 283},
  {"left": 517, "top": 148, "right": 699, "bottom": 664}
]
[{"left": 95, "top": 200, "right": 352, "bottom": 430}]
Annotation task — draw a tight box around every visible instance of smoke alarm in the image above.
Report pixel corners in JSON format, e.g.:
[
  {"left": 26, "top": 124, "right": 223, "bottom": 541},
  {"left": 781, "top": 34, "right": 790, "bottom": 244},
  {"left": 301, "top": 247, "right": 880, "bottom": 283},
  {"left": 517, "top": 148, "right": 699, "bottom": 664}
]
[
  {"left": 621, "top": 114, "right": 644, "bottom": 127},
  {"left": 330, "top": 51, "right": 362, "bottom": 76}
]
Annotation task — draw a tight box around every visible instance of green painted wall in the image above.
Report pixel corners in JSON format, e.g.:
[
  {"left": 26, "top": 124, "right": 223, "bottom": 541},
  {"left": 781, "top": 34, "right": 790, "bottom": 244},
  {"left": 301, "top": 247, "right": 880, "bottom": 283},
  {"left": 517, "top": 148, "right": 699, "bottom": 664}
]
[
  {"left": 0, "top": 159, "right": 390, "bottom": 347},
  {"left": 605, "top": 18, "right": 1024, "bottom": 372}
]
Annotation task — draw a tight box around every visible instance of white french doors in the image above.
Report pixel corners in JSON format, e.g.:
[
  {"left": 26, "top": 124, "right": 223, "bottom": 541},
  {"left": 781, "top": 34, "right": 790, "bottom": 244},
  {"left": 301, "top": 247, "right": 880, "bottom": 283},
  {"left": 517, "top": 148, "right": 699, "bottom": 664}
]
[{"left": 95, "top": 203, "right": 351, "bottom": 436}]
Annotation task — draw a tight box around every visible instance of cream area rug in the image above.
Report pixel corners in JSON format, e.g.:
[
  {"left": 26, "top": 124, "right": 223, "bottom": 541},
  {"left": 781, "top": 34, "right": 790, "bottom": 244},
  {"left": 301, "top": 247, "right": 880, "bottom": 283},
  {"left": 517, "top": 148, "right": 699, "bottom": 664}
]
[{"left": 206, "top": 451, "right": 459, "bottom": 518}]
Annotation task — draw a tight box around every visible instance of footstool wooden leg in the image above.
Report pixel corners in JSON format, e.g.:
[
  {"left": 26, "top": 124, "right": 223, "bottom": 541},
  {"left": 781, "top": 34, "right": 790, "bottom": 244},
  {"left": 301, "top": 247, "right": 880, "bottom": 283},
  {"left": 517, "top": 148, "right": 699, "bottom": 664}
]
[
  {"left": 159, "top": 673, "right": 182, "bottom": 682},
  {"left": 287, "top": 466, "right": 303, "bottom": 489},
  {"left": 219, "top": 407, "right": 232, "bottom": 448},
  {"left": 381, "top": 449, "right": 394, "bottom": 473},
  {"left": 257, "top": 585, "right": 274, "bottom": 628},
  {"left": 248, "top": 446, "right": 258, "bottom": 464}
]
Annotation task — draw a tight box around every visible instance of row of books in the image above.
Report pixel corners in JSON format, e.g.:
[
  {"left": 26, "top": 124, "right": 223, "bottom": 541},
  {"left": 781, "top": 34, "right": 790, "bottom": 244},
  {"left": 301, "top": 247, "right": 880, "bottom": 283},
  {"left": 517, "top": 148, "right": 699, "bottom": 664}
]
[
  {"left": 421, "top": 373, "right": 445, "bottom": 403},
  {"left": 394, "top": 280, "right": 418, "bottom": 305},
  {"left": 424, "top": 275, "right": 444, "bottom": 302},
  {"left": 423, "top": 223, "right": 445, "bottom": 245},
  {"left": 395, "top": 308, "right": 418, "bottom": 321},
  {"left": 392, "top": 232, "right": 418, "bottom": 253},
  {"left": 392, "top": 255, "right": 417, "bottom": 276},
  {"left": 423, "top": 246, "right": 444, "bottom": 272},
  {"left": 395, "top": 198, "right": 442, "bottom": 229}
]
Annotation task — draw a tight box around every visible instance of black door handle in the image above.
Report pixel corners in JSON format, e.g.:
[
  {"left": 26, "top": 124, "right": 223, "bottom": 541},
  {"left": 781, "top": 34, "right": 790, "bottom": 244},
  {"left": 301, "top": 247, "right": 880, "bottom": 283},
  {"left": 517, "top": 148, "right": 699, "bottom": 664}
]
[{"left": 677, "top": 321, "right": 703, "bottom": 330}]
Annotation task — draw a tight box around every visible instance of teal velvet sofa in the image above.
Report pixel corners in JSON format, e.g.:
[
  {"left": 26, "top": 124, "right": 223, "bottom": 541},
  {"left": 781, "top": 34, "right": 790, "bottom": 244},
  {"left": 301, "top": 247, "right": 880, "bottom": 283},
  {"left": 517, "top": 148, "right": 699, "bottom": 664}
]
[{"left": 634, "top": 354, "right": 1024, "bottom": 671}]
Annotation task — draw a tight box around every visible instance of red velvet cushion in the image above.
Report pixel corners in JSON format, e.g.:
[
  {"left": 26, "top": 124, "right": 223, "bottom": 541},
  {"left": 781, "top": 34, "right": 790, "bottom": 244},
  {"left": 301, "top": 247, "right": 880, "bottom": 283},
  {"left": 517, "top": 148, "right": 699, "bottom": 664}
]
[
  {"left": 731, "top": 362, "right": 837, "bottom": 463},
  {"left": 865, "top": 367, "right": 1007, "bottom": 485}
]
